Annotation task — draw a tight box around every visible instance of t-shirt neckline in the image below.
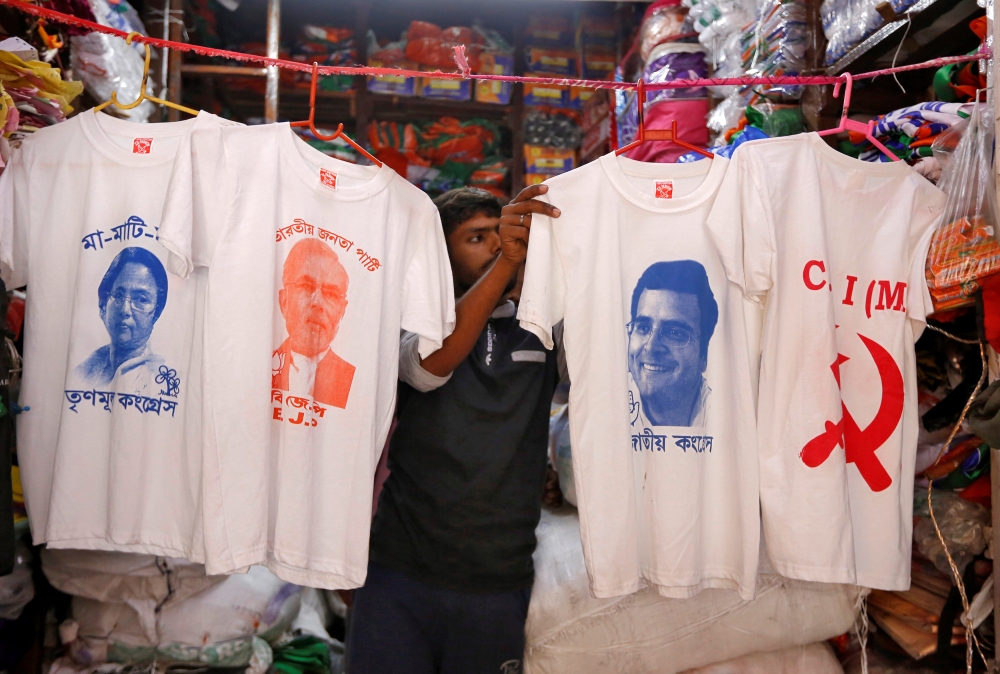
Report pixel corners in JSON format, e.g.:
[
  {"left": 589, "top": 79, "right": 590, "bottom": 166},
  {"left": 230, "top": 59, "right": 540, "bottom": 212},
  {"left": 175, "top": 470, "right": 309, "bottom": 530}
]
[
  {"left": 804, "top": 132, "right": 913, "bottom": 175},
  {"left": 79, "top": 111, "right": 208, "bottom": 167},
  {"left": 277, "top": 123, "right": 392, "bottom": 201},
  {"left": 599, "top": 152, "right": 728, "bottom": 213}
]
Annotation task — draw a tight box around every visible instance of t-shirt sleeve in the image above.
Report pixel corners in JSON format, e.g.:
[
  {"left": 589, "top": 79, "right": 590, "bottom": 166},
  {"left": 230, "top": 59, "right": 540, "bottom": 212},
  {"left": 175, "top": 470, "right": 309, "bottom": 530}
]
[
  {"left": 0, "top": 145, "right": 29, "bottom": 288},
  {"left": 905, "top": 176, "right": 947, "bottom": 332},
  {"left": 517, "top": 194, "right": 564, "bottom": 350},
  {"left": 159, "top": 125, "right": 233, "bottom": 277},
  {"left": 705, "top": 151, "right": 774, "bottom": 300},
  {"left": 398, "top": 330, "right": 452, "bottom": 392},
  {"left": 401, "top": 205, "right": 456, "bottom": 359}
]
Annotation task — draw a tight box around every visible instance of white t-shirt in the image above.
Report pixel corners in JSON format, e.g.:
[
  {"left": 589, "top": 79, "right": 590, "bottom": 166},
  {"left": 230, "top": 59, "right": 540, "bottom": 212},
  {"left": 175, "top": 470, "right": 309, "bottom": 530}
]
[
  {"left": 518, "top": 154, "right": 760, "bottom": 600},
  {"left": 706, "top": 133, "right": 946, "bottom": 590},
  {"left": 159, "top": 123, "right": 455, "bottom": 587},
  {"left": 0, "top": 111, "right": 235, "bottom": 559}
]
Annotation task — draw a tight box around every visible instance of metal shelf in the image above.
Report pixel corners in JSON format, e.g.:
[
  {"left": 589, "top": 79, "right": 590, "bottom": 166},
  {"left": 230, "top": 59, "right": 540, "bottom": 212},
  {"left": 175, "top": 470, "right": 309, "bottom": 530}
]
[{"left": 825, "top": 0, "right": 982, "bottom": 75}]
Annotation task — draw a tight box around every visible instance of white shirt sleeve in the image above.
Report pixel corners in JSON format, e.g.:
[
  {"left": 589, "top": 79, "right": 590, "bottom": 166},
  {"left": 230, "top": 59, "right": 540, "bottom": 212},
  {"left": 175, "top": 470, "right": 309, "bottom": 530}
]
[
  {"left": 398, "top": 330, "right": 452, "bottom": 392},
  {"left": 0, "top": 145, "right": 29, "bottom": 288},
  {"left": 400, "top": 204, "right": 456, "bottom": 359},
  {"left": 706, "top": 149, "right": 774, "bottom": 301},
  {"left": 158, "top": 126, "right": 233, "bottom": 277},
  {"left": 517, "top": 193, "right": 565, "bottom": 350},
  {"left": 906, "top": 176, "right": 947, "bottom": 336}
]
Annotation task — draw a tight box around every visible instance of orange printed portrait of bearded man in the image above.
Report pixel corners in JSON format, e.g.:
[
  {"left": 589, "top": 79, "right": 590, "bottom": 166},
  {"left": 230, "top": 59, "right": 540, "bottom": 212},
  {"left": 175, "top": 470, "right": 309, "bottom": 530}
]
[{"left": 272, "top": 238, "right": 355, "bottom": 409}]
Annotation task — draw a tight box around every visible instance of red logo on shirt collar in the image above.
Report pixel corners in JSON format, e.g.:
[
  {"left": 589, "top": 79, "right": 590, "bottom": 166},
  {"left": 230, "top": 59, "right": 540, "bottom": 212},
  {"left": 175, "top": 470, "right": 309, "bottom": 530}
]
[
  {"left": 655, "top": 181, "right": 674, "bottom": 199},
  {"left": 133, "top": 138, "right": 153, "bottom": 154},
  {"left": 320, "top": 169, "right": 337, "bottom": 190}
]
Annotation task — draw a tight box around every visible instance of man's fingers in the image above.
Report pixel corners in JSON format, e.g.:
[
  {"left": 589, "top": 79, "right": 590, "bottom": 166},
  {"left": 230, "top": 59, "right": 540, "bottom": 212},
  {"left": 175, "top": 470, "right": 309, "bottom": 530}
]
[
  {"left": 509, "top": 183, "right": 548, "bottom": 205},
  {"left": 500, "top": 199, "right": 561, "bottom": 219}
]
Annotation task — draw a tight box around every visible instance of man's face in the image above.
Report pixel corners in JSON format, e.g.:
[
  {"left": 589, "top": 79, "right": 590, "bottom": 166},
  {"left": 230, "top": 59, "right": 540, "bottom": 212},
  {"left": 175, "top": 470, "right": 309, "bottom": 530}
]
[
  {"left": 101, "top": 262, "right": 159, "bottom": 354},
  {"left": 446, "top": 213, "right": 515, "bottom": 297},
  {"left": 628, "top": 289, "right": 706, "bottom": 410},
  {"left": 279, "top": 253, "right": 349, "bottom": 358}
]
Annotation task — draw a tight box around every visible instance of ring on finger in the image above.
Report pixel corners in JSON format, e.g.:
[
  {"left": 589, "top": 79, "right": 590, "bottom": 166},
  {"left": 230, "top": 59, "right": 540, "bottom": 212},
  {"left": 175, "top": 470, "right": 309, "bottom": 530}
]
[{"left": 520, "top": 214, "right": 525, "bottom": 226}]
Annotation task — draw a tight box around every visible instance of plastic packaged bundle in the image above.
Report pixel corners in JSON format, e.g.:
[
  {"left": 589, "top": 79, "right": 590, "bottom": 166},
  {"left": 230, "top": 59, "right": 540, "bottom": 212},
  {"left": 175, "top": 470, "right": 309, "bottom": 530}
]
[
  {"left": 644, "top": 43, "right": 710, "bottom": 101},
  {"left": 821, "top": 0, "right": 883, "bottom": 65},
  {"left": 524, "top": 108, "right": 582, "bottom": 149},
  {"left": 914, "top": 490, "right": 990, "bottom": 576},
  {"left": 639, "top": 1, "right": 690, "bottom": 62},
  {"left": 925, "top": 100, "right": 1000, "bottom": 311},
  {"left": 70, "top": 0, "right": 152, "bottom": 121},
  {"left": 740, "top": 0, "right": 806, "bottom": 97}
]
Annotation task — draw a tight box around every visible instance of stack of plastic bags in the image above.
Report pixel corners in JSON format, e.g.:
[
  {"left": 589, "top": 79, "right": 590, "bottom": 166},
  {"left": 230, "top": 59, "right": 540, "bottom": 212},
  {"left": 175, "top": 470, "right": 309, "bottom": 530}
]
[
  {"left": 615, "top": 0, "right": 712, "bottom": 162},
  {"left": 821, "top": 0, "right": 923, "bottom": 65},
  {"left": 367, "top": 117, "right": 507, "bottom": 196},
  {"left": 705, "top": 0, "right": 806, "bottom": 142},
  {"left": 923, "top": 100, "right": 1000, "bottom": 313},
  {"left": 0, "top": 46, "right": 83, "bottom": 170}
]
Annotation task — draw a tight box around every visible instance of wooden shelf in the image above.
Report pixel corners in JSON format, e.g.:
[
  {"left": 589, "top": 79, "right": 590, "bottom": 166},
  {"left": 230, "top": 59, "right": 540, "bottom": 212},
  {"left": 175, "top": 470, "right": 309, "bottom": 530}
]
[{"left": 368, "top": 92, "right": 512, "bottom": 121}]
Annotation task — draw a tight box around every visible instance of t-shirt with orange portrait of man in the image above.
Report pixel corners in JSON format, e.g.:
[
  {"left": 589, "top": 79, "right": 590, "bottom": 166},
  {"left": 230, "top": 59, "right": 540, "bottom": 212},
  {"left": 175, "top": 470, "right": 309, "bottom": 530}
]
[{"left": 272, "top": 238, "right": 355, "bottom": 409}]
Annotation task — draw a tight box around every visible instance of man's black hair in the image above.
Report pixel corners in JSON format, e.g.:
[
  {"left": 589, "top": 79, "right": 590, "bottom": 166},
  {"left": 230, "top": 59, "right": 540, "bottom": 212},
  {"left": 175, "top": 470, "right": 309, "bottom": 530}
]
[
  {"left": 631, "top": 260, "right": 719, "bottom": 358},
  {"left": 433, "top": 188, "right": 502, "bottom": 238},
  {"left": 98, "top": 246, "right": 169, "bottom": 321}
]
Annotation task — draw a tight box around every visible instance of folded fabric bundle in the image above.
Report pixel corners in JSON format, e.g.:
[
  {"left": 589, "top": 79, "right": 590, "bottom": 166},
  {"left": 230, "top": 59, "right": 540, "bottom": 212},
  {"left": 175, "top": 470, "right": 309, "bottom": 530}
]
[{"left": 845, "top": 101, "right": 973, "bottom": 162}]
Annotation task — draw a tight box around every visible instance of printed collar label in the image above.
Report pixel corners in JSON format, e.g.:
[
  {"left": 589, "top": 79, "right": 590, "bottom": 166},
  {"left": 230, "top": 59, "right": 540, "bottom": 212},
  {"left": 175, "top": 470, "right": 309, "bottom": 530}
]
[
  {"left": 655, "top": 180, "right": 674, "bottom": 199},
  {"left": 133, "top": 138, "right": 153, "bottom": 154},
  {"left": 320, "top": 168, "right": 338, "bottom": 190}
]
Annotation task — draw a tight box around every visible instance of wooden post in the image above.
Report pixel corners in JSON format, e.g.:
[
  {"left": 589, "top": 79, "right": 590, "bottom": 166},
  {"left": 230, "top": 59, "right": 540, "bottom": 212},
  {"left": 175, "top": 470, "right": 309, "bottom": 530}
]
[
  {"left": 510, "top": 14, "right": 526, "bottom": 196},
  {"left": 264, "top": 0, "right": 281, "bottom": 123},
  {"left": 166, "top": 0, "right": 182, "bottom": 122},
  {"left": 353, "top": 0, "right": 372, "bottom": 148},
  {"left": 989, "top": 0, "right": 998, "bottom": 665}
]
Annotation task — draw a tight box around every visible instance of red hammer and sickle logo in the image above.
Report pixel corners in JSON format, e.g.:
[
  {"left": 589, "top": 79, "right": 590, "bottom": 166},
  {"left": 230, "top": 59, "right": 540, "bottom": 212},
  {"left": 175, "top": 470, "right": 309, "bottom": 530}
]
[{"left": 799, "top": 334, "right": 904, "bottom": 492}]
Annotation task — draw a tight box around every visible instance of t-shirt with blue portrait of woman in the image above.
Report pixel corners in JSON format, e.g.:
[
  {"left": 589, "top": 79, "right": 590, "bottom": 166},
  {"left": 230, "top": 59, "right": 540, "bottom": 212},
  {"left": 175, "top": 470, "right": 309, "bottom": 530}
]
[{"left": 0, "top": 110, "right": 238, "bottom": 561}]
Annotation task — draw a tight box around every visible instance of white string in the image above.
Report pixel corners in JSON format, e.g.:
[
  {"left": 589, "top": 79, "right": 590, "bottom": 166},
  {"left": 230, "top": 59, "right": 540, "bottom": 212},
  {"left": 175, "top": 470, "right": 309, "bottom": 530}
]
[
  {"left": 891, "top": 12, "right": 913, "bottom": 94},
  {"left": 856, "top": 594, "right": 869, "bottom": 674},
  {"left": 926, "top": 323, "right": 981, "bottom": 344}
]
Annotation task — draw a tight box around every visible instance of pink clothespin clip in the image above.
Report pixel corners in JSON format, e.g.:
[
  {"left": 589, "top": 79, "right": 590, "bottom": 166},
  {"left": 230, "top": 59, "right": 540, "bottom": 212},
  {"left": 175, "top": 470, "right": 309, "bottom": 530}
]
[{"left": 452, "top": 45, "right": 472, "bottom": 78}]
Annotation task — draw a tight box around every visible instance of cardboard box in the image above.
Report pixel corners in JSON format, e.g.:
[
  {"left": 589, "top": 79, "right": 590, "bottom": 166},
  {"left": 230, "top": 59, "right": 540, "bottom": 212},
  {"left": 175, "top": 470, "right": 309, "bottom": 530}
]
[
  {"left": 582, "top": 46, "right": 616, "bottom": 80},
  {"left": 475, "top": 53, "right": 514, "bottom": 105},
  {"left": 523, "top": 82, "right": 571, "bottom": 108},
  {"left": 526, "top": 47, "right": 579, "bottom": 77},
  {"left": 418, "top": 73, "right": 472, "bottom": 100},
  {"left": 524, "top": 144, "right": 577, "bottom": 175},
  {"left": 525, "top": 173, "right": 548, "bottom": 186},
  {"left": 367, "top": 59, "right": 417, "bottom": 96}
]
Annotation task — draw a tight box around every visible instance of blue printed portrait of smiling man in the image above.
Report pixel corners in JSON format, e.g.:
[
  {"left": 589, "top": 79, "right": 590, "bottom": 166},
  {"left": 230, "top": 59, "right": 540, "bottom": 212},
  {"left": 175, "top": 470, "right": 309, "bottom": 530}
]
[
  {"left": 627, "top": 260, "right": 718, "bottom": 428},
  {"left": 76, "top": 247, "right": 170, "bottom": 394}
]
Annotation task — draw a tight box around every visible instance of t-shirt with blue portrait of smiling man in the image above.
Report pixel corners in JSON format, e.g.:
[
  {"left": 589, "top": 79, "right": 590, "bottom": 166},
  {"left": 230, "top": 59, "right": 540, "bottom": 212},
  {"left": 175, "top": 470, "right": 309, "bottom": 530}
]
[
  {"left": 75, "top": 246, "right": 170, "bottom": 395},
  {"left": 627, "top": 260, "right": 717, "bottom": 429}
]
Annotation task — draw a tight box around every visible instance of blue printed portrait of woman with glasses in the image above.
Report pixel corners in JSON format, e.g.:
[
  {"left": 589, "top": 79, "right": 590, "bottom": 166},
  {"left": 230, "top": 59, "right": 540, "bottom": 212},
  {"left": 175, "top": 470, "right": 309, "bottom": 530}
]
[
  {"left": 75, "top": 247, "right": 174, "bottom": 395},
  {"left": 627, "top": 260, "right": 718, "bottom": 428}
]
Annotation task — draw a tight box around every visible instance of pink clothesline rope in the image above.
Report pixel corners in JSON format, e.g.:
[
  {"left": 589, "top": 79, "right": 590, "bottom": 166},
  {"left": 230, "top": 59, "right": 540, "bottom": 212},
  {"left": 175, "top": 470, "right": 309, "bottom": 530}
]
[{"left": 2, "top": 0, "right": 990, "bottom": 92}]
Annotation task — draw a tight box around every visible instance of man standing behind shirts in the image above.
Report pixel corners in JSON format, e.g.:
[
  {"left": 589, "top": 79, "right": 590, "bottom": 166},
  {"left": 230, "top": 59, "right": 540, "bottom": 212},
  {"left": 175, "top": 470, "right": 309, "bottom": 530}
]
[
  {"left": 272, "top": 237, "right": 355, "bottom": 409},
  {"left": 347, "top": 186, "right": 561, "bottom": 674}
]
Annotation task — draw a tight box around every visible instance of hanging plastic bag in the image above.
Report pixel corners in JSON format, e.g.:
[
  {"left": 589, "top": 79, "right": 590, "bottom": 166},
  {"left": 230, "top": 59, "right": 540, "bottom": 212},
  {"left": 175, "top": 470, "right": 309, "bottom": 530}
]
[{"left": 925, "top": 99, "right": 1000, "bottom": 312}]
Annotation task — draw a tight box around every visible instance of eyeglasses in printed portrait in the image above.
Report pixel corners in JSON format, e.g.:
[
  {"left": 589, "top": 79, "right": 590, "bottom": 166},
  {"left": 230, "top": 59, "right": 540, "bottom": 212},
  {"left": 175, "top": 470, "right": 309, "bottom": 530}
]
[
  {"left": 627, "top": 260, "right": 718, "bottom": 428},
  {"left": 272, "top": 238, "right": 356, "bottom": 409},
  {"left": 75, "top": 247, "right": 170, "bottom": 394}
]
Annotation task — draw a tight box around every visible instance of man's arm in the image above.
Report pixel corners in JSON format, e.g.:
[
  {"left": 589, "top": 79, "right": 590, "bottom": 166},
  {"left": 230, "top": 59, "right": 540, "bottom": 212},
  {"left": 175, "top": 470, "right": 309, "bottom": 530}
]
[{"left": 420, "top": 185, "right": 561, "bottom": 377}]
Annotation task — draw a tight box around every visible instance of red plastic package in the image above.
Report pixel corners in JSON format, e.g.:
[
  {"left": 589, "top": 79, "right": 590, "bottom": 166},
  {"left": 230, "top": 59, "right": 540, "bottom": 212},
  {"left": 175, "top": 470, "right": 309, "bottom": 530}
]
[
  {"left": 407, "top": 20, "right": 442, "bottom": 41},
  {"left": 441, "top": 26, "right": 482, "bottom": 45},
  {"left": 405, "top": 37, "right": 455, "bottom": 68}
]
